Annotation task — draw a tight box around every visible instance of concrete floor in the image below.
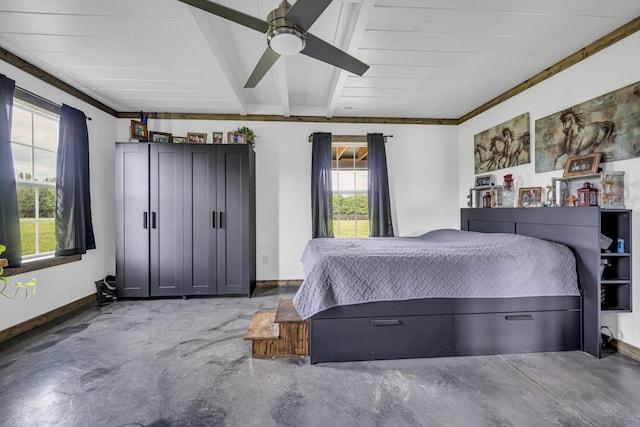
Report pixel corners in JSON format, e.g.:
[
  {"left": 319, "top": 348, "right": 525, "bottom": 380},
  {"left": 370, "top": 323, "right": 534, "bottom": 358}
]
[{"left": 2, "top": 286, "right": 640, "bottom": 427}]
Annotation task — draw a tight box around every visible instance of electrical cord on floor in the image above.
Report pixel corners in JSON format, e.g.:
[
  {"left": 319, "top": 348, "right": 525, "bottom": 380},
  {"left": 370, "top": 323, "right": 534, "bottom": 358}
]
[{"left": 601, "top": 325, "right": 616, "bottom": 355}]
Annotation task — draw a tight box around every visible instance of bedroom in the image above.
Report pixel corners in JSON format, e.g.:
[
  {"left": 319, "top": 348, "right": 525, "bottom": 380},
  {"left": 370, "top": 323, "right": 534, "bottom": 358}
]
[{"left": 1, "top": 1, "right": 640, "bottom": 425}]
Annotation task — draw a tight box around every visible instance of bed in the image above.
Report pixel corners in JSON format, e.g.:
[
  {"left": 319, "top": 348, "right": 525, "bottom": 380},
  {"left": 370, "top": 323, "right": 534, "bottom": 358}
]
[{"left": 295, "top": 207, "right": 601, "bottom": 364}]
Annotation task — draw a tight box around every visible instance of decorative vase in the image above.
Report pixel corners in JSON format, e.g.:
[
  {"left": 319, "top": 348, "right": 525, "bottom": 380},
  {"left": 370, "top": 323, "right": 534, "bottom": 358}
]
[{"left": 501, "top": 174, "right": 514, "bottom": 208}]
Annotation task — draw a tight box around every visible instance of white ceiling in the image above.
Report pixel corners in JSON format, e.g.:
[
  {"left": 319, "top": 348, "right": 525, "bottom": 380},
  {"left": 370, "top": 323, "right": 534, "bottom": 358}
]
[{"left": 0, "top": 0, "right": 639, "bottom": 119}]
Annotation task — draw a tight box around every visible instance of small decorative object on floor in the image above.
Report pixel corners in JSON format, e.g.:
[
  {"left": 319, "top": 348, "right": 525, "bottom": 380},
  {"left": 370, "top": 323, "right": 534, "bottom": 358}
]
[
  {"left": 95, "top": 275, "right": 118, "bottom": 304},
  {"left": 577, "top": 182, "right": 598, "bottom": 206},
  {"left": 601, "top": 326, "right": 615, "bottom": 353}
]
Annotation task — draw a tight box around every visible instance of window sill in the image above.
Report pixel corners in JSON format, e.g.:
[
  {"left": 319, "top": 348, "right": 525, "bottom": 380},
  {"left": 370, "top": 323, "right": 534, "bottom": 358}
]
[{"left": 2, "top": 254, "right": 81, "bottom": 277}]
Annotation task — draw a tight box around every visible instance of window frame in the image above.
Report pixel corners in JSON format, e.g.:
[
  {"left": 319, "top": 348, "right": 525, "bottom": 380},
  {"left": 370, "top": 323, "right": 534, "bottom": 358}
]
[
  {"left": 2, "top": 89, "right": 80, "bottom": 276},
  {"left": 332, "top": 142, "right": 369, "bottom": 238}
]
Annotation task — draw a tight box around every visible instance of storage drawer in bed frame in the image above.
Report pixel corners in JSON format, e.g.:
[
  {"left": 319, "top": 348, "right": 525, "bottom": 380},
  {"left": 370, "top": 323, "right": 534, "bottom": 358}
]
[
  {"left": 310, "top": 306, "right": 581, "bottom": 364},
  {"left": 311, "top": 315, "right": 453, "bottom": 363},
  {"left": 453, "top": 310, "right": 580, "bottom": 356}
]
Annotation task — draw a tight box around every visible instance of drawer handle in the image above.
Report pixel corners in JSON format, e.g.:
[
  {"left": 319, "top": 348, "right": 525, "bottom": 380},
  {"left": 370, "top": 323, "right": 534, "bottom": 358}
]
[
  {"left": 505, "top": 315, "right": 533, "bottom": 321},
  {"left": 370, "top": 319, "right": 401, "bottom": 326}
]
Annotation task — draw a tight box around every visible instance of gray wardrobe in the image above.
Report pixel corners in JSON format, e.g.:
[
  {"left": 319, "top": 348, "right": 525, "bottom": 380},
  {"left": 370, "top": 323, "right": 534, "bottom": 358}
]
[{"left": 115, "top": 142, "right": 255, "bottom": 297}]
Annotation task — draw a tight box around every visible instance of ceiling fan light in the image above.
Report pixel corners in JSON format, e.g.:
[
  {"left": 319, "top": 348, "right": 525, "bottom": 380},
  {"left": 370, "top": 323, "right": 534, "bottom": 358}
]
[{"left": 268, "top": 27, "right": 305, "bottom": 55}]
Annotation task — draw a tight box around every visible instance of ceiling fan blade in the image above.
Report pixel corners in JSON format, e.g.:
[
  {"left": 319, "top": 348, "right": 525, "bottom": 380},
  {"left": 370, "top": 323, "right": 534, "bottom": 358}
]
[
  {"left": 244, "top": 47, "right": 281, "bottom": 88},
  {"left": 285, "top": 0, "right": 333, "bottom": 31},
  {"left": 301, "top": 33, "right": 369, "bottom": 76},
  {"left": 178, "top": 0, "right": 270, "bottom": 33}
]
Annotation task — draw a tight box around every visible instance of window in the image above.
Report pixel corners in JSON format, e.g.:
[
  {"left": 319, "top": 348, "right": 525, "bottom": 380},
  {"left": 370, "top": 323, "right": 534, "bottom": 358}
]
[
  {"left": 10, "top": 98, "right": 59, "bottom": 259},
  {"left": 332, "top": 144, "right": 368, "bottom": 238}
]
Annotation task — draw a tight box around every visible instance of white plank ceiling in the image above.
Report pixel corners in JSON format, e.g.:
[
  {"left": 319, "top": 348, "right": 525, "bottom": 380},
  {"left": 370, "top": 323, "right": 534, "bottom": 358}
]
[{"left": 0, "top": 0, "right": 638, "bottom": 119}]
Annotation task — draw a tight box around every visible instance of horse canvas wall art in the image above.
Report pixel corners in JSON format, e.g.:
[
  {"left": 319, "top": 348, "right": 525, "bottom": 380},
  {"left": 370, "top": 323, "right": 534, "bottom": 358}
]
[
  {"left": 474, "top": 112, "right": 530, "bottom": 174},
  {"left": 535, "top": 81, "right": 640, "bottom": 173}
]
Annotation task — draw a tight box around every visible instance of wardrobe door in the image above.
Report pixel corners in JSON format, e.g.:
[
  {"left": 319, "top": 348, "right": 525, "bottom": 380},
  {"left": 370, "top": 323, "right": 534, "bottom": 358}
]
[
  {"left": 149, "top": 144, "right": 185, "bottom": 296},
  {"left": 115, "top": 143, "right": 150, "bottom": 297},
  {"left": 183, "top": 144, "right": 218, "bottom": 295},
  {"left": 216, "top": 145, "right": 250, "bottom": 295}
]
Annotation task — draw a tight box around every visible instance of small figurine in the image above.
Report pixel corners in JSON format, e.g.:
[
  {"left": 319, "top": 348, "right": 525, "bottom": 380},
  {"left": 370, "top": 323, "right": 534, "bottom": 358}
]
[
  {"left": 482, "top": 191, "right": 492, "bottom": 208},
  {"left": 545, "top": 185, "right": 554, "bottom": 207},
  {"left": 566, "top": 194, "right": 577, "bottom": 207}
]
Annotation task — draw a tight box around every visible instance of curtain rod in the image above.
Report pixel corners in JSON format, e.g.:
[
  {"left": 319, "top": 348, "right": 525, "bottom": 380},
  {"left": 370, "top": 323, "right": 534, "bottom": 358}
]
[
  {"left": 15, "top": 86, "right": 92, "bottom": 120},
  {"left": 307, "top": 134, "right": 392, "bottom": 143}
]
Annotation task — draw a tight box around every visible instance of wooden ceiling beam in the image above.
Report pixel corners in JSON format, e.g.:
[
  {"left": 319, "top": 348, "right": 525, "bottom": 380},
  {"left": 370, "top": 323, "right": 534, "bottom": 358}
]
[
  {"left": 335, "top": 146, "right": 348, "bottom": 160},
  {"left": 308, "top": 134, "right": 390, "bottom": 143},
  {"left": 356, "top": 147, "right": 368, "bottom": 160}
]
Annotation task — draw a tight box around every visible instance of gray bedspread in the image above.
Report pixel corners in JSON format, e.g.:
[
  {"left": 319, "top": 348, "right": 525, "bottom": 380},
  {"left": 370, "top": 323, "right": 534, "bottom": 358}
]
[{"left": 292, "top": 229, "right": 579, "bottom": 319}]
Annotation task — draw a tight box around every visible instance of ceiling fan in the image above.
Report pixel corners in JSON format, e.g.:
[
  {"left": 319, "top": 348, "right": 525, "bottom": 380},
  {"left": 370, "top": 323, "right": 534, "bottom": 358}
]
[{"left": 178, "top": 0, "right": 370, "bottom": 88}]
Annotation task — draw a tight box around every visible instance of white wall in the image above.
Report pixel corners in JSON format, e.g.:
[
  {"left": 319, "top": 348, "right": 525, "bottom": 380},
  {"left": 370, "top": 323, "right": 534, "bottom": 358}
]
[
  {"left": 0, "top": 62, "right": 117, "bottom": 332},
  {"left": 457, "top": 32, "right": 640, "bottom": 348},
  {"left": 116, "top": 119, "right": 460, "bottom": 280}
]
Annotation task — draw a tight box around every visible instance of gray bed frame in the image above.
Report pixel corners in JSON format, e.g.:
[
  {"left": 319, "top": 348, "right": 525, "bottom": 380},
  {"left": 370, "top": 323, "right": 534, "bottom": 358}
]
[{"left": 308, "top": 207, "right": 601, "bottom": 364}]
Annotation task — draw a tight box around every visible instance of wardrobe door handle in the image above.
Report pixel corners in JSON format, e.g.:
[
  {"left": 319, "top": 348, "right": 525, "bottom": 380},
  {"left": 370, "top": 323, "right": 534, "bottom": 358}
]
[
  {"left": 219, "top": 212, "right": 224, "bottom": 229},
  {"left": 143, "top": 212, "right": 148, "bottom": 229},
  {"left": 212, "top": 211, "right": 216, "bottom": 228},
  {"left": 151, "top": 212, "right": 157, "bottom": 229}
]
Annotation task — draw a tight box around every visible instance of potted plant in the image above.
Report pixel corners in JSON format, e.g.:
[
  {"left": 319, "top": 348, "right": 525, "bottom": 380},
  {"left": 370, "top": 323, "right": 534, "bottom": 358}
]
[
  {"left": 235, "top": 126, "right": 256, "bottom": 148},
  {"left": 0, "top": 244, "right": 37, "bottom": 299}
]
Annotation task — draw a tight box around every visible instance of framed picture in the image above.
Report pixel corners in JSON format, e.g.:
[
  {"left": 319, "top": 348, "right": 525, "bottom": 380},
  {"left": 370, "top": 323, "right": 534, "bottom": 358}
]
[
  {"left": 212, "top": 132, "right": 224, "bottom": 144},
  {"left": 130, "top": 120, "right": 148, "bottom": 140},
  {"left": 474, "top": 174, "right": 493, "bottom": 187},
  {"left": 518, "top": 187, "right": 543, "bottom": 207},
  {"left": 172, "top": 136, "right": 186, "bottom": 143},
  {"left": 149, "top": 131, "right": 172, "bottom": 144},
  {"left": 228, "top": 132, "right": 246, "bottom": 145},
  {"left": 187, "top": 132, "right": 207, "bottom": 144},
  {"left": 562, "top": 153, "right": 602, "bottom": 177}
]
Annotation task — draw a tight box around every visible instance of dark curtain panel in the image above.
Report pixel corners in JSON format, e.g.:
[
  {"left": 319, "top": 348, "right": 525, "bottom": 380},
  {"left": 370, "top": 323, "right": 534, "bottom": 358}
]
[
  {"left": 0, "top": 74, "right": 22, "bottom": 267},
  {"left": 311, "top": 132, "right": 334, "bottom": 238},
  {"left": 368, "top": 133, "right": 394, "bottom": 237},
  {"left": 55, "top": 104, "right": 96, "bottom": 256}
]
